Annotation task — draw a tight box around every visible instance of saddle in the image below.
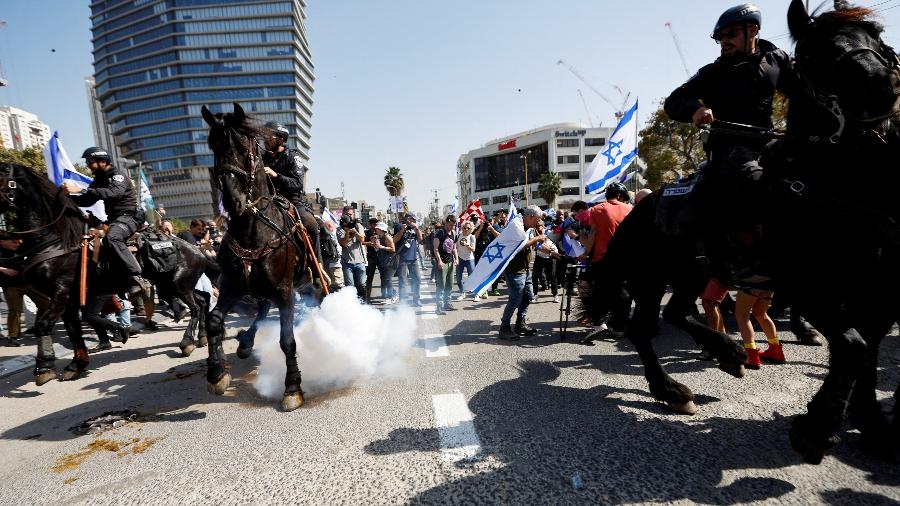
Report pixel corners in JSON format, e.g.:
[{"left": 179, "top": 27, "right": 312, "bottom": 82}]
[{"left": 655, "top": 172, "right": 702, "bottom": 237}]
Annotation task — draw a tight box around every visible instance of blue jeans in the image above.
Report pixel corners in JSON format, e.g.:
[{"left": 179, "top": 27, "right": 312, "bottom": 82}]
[
  {"left": 455, "top": 258, "right": 475, "bottom": 292},
  {"left": 397, "top": 260, "right": 422, "bottom": 304},
  {"left": 342, "top": 262, "right": 367, "bottom": 299},
  {"left": 379, "top": 260, "right": 397, "bottom": 299},
  {"left": 501, "top": 272, "right": 533, "bottom": 327}
]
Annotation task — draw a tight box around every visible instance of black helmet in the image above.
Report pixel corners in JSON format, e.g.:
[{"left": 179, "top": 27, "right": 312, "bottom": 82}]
[
  {"left": 81, "top": 146, "right": 111, "bottom": 162},
  {"left": 605, "top": 182, "right": 630, "bottom": 202},
  {"left": 264, "top": 121, "right": 289, "bottom": 142},
  {"left": 712, "top": 4, "right": 761, "bottom": 40}
]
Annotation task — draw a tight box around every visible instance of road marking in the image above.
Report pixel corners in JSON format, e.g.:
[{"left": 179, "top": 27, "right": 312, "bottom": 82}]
[
  {"left": 0, "top": 343, "right": 72, "bottom": 378},
  {"left": 421, "top": 333, "right": 449, "bottom": 357},
  {"left": 420, "top": 305, "right": 436, "bottom": 312},
  {"left": 420, "top": 313, "right": 438, "bottom": 320},
  {"left": 432, "top": 392, "right": 482, "bottom": 462}
]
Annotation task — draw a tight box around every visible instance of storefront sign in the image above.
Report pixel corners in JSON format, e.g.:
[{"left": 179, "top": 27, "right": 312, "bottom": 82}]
[
  {"left": 555, "top": 129, "right": 587, "bottom": 137},
  {"left": 498, "top": 139, "right": 517, "bottom": 151}
]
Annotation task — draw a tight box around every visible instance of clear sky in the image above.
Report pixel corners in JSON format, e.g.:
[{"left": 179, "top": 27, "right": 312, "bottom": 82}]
[{"left": 1, "top": 1, "right": 899, "bottom": 213}]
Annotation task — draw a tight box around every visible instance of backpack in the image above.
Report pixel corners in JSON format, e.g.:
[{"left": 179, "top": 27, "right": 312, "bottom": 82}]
[
  {"left": 320, "top": 229, "right": 340, "bottom": 263},
  {"left": 137, "top": 231, "right": 181, "bottom": 276}
]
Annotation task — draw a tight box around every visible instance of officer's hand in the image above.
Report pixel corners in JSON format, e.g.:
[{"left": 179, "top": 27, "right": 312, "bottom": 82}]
[
  {"left": 63, "top": 182, "right": 83, "bottom": 194},
  {"left": 692, "top": 107, "right": 714, "bottom": 126},
  {"left": 264, "top": 166, "right": 278, "bottom": 178}
]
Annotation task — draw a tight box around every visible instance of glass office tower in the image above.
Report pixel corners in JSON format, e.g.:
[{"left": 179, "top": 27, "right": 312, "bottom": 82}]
[{"left": 89, "top": 0, "right": 314, "bottom": 218}]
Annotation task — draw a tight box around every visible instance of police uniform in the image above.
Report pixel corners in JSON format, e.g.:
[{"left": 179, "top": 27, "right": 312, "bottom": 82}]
[
  {"left": 263, "top": 148, "right": 319, "bottom": 239},
  {"left": 69, "top": 164, "right": 143, "bottom": 277}
]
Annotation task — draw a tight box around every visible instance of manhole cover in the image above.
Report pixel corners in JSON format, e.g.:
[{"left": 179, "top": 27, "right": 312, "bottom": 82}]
[{"left": 70, "top": 410, "right": 139, "bottom": 435}]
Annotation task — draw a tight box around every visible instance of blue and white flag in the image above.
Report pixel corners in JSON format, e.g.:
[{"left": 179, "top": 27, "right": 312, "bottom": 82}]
[
  {"left": 584, "top": 100, "right": 639, "bottom": 194},
  {"left": 43, "top": 131, "right": 107, "bottom": 222},
  {"left": 139, "top": 168, "right": 155, "bottom": 211},
  {"left": 508, "top": 202, "right": 519, "bottom": 223},
  {"left": 562, "top": 232, "right": 586, "bottom": 258},
  {"left": 463, "top": 217, "right": 528, "bottom": 296},
  {"left": 321, "top": 207, "right": 340, "bottom": 234}
]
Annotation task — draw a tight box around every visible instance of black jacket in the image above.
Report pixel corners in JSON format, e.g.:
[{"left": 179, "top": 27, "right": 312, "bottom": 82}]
[
  {"left": 69, "top": 165, "right": 137, "bottom": 221},
  {"left": 664, "top": 40, "right": 799, "bottom": 132},
  {"left": 263, "top": 148, "right": 306, "bottom": 200}
]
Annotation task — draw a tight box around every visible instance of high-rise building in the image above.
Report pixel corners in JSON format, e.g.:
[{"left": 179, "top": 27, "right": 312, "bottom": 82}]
[
  {"left": 0, "top": 105, "right": 52, "bottom": 151},
  {"left": 85, "top": 76, "right": 125, "bottom": 169},
  {"left": 89, "top": 0, "right": 315, "bottom": 219}
]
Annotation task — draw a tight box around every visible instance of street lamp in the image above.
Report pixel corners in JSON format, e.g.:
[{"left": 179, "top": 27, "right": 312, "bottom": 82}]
[{"left": 519, "top": 150, "right": 533, "bottom": 207}]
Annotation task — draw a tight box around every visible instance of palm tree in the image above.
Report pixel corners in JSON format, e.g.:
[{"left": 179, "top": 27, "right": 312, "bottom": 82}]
[
  {"left": 538, "top": 171, "right": 562, "bottom": 208},
  {"left": 384, "top": 166, "right": 404, "bottom": 196}
]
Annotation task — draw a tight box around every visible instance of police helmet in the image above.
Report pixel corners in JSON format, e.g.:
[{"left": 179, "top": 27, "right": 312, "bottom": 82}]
[
  {"left": 81, "top": 146, "right": 111, "bottom": 163},
  {"left": 265, "top": 121, "right": 290, "bottom": 142},
  {"left": 712, "top": 4, "right": 762, "bottom": 40},
  {"left": 605, "top": 182, "right": 631, "bottom": 202}
]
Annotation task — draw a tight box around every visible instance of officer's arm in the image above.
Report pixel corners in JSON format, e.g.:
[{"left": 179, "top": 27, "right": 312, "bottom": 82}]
[
  {"left": 276, "top": 157, "right": 304, "bottom": 190},
  {"left": 68, "top": 190, "right": 100, "bottom": 207},
  {"left": 664, "top": 65, "right": 713, "bottom": 123},
  {"left": 85, "top": 178, "right": 128, "bottom": 202}
]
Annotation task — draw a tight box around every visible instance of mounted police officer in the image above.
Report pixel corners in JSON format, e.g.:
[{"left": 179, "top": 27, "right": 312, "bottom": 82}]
[
  {"left": 63, "top": 147, "right": 144, "bottom": 293},
  {"left": 261, "top": 122, "right": 323, "bottom": 272}
]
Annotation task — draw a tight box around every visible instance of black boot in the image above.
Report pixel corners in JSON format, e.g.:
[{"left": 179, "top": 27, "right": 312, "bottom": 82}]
[
  {"left": 791, "top": 315, "right": 823, "bottom": 346},
  {"left": 515, "top": 319, "right": 537, "bottom": 337},
  {"left": 498, "top": 325, "right": 519, "bottom": 341}
]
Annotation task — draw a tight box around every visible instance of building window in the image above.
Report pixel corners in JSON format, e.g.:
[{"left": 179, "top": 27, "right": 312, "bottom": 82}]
[
  {"left": 558, "top": 171, "right": 580, "bottom": 179},
  {"left": 585, "top": 154, "right": 596, "bottom": 163},
  {"left": 557, "top": 155, "right": 580, "bottom": 164},
  {"left": 473, "top": 142, "right": 549, "bottom": 192},
  {"left": 585, "top": 137, "right": 606, "bottom": 146},
  {"left": 492, "top": 195, "right": 509, "bottom": 204},
  {"left": 556, "top": 139, "right": 578, "bottom": 148},
  {"left": 560, "top": 187, "right": 580, "bottom": 196}
]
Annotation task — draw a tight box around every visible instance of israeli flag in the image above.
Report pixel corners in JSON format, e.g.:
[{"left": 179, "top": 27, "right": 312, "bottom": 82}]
[
  {"left": 562, "top": 232, "right": 586, "bottom": 258},
  {"left": 321, "top": 207, "right": 340, "bottom": 234},
  {"left": 508, "top": 202, "right": 519, "bottom": 223},
  {"left": 139, "top": 168, "right": 155, "bottom": 211},
  {"left": 43, "top": 131, "right": 107, "bottom": 222},
  {"left": 584, "top": 100, "right": 639, "bottom": 194},
  {"left": 463, "top": 217, "right": 529, "bottom": 296}
]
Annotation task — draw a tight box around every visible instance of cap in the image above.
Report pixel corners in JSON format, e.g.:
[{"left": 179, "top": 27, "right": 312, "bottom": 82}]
[{"left": 375, "top": 222, "right": 389, "bottom": 232}]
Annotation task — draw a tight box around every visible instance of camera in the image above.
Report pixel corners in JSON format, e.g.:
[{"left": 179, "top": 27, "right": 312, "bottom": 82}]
[{"left": 340, "top": 215, "right": 358, "bottom": 229}]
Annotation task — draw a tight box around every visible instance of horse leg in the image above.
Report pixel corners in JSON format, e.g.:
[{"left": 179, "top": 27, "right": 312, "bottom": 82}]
[
  {"left": 31, "top": 291, "right": 68, "bottom": 385},
  {"left": 276, "top": 293, "right": 303, "bottom": 412},
  {"left": 236, "top": 299, "right": 271, "bottom": 359},
  {"left": 178, "top": 292, "right": 201, "bottom": 357},
  {"left": 847, "top": 318, "right": 893, "bottom": 454},
  {"left": 630, "top": 281, "right": 697, "bottom": 415},
  {"left": 205, "top": 289, "right": 240, "bottom": 395},
  {"left": 61, "top": 302, "right": 90, "bottom": 382},
  {"left": 789, "top": 319, "right": 867, "bottom": 464},
  {"left": 196, "top": 290, "right": 209, "bottom": 347}
]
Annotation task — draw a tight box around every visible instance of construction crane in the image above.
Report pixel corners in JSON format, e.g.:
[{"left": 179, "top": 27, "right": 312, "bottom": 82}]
[
  {"left": 665, "top": 22, "right": 692, "bottom": 79},
  {"left": 0, "top": 20, "right": 8, "bottom": 87},
  {"left": 577, "top": 89, "right": 595, "bottom": 128},
  {"left": 557, "top": 59, "right": 631, "bottom": 120}
]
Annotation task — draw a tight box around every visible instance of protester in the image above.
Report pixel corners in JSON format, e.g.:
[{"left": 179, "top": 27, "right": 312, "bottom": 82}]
[
  {"left": 498, "top": 205, "right": 547, "bottom": 340},
  {"left": 455, "top": 220, "right": 477, "bottom": 301},
  {"left": 432, "top": 215, "right": 458, "bottom": 314},
  {"left": 736, "top": 289, "right": 785, "bottom": 369},
  {"left": 393, "top": 213, "right": 423, "bottom": 306},
  {"left": 363, "top": 217, "right": 381, "bottom": 302},
  {"left": 533, "top": 221, "right": 561, "bottom": 303},
  {"left": 373, "top": 222, "right": 399, "bottom": 303},
  {"left": 336, "top": 206, "right": 367, "bottom": 299}
]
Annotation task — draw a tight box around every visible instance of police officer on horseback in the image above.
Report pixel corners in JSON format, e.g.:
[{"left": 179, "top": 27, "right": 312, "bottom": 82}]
[{"left": 63, "top": 147, "right": 144, "bottom": 294}]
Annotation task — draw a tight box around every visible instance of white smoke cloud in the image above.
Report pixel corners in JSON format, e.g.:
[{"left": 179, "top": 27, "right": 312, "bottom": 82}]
[{"left": 253, "top": 288, "right": 419, "bottom": 399}]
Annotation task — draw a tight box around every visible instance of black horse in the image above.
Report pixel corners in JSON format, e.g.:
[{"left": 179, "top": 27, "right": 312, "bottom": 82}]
[
  {"left": 580, "top": 0, "right": 900, "bottom": 464},
  {"left": 135, "top": 231, "right": 210, "bottom": 356},
  {"left": 201, "top": 102, "right": 324, "bottom": 411},
  {"left": 0, "top": 163, "right": 131, "bottom": 384}
]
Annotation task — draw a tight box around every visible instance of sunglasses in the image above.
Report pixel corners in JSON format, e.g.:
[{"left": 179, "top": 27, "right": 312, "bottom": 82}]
[{"left": 715, "top": 27, "right": 742, "bottom": 42}]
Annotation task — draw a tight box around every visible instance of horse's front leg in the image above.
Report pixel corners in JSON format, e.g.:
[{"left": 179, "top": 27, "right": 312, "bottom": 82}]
[
  {"left": 205, "top": 288, "right": 241, "bottom": 396},
  {"left": 33, "top": 280, "right": 77, "bottom": 385},
  {"left": 276, "top": 291, "right": 303, "bottom": 412},
  {"left": 236, "top": 299, "right": 271, "bottom": 359},
  {"left": 178, "top": 293, "right": 201, "bottom": 357}
]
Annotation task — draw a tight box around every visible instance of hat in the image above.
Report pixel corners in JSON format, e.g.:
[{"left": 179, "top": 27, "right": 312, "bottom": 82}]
[
  {"left": 375, "top": 222, "right": 389, "bottom": 232},
  {"left": 521, "top": 205, "right": 543, "bottom": 218},
  {"left": 405, "top": 213, "right": 417, "bottom": 221}
]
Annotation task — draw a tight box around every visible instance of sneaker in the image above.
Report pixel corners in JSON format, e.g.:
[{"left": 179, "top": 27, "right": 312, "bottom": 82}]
[
  {"left": 552, "top": 295, "right": 560, "bottom": 303},
  {"left": 471, "top": 294, "right": 481, "bottom": 302},
  {"left": 759, "top": 343, "right": 785, "bottom": 363},
  {"left": 456, "top": 294, "right": 466, "bottom": 301},
  {"left": 744, "top": 347, "right": 761, "bottom": 369},
  {"left": 480, "top": 293, "right": 488, "bottom": 299},
  {"left": 498, "top": 326, "right": 519, "bottom": 341},
  {"left": 489, "top": 289, "right": 501, "bottom": 296},
  {"left": 90, "top": 341, "right": 113, "bottom": 352},
  {"left": 435, "top": 308, "right": 445, "bottom": 316},
  {"left": 443, "top": 302, "right": 455, "bottom": 311}
]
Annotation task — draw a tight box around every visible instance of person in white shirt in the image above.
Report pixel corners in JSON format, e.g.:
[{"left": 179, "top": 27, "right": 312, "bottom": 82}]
[
  {"left": 455, "top": 220, "right": 477, "bottom": 300},
  {"left": 533, "top": 222, "right": 561, "bottom": 303}
]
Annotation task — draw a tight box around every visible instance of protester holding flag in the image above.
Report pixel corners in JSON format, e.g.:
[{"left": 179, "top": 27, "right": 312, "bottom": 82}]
[
  {"left": 63, "top": 147, "right": 144, "bottom": 295},
  {"left": 497, "top": 205, "right": 547, "bottom": 340}
]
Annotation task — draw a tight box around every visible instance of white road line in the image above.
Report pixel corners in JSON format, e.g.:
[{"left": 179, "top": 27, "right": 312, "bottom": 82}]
[
  {"left": 421, "top": 333, "right": 449, "bottom": 357},
  {"left": 420, "top": 305, "right": 436, "bottom": 312},
  {"left": 432, "top": 392, "right": 482, "bottom": 462},
  {"left": 0, "top": 343, "right": 72, "bottom": 378},
  {"left": 420, "top": 313, "right": 438, "bottom": 320}
]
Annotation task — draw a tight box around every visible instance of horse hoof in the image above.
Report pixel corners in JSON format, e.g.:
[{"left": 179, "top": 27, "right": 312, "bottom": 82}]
[
  {"left": 198, "top": 336, "right": 208, "bottom": 347},
  {"left": 236, "top": 346, "right": 252, "bottom": 360},
  {"left": 61, "top": 369, "right": 83, "bottom": 382},
  {"left": 207, "top": 373, "right": 231, "bottom": 396},
  {"left": 35, "top": 370, "right": 57, "bottom": 386},
  {"left": 181, "top": 343, "right": 195, "bottom": 357},
  {"left": 281, "top": 391, "right": 304, "bottom": 412},
  {"left": 789, "top": 426, "right": 826, "bottom": 465},
  {"left": 718, "top": 362, "right": 746, "bottom": 378},
  {"left": 667, "top": 400, "right": 698, "bottom": 415}
]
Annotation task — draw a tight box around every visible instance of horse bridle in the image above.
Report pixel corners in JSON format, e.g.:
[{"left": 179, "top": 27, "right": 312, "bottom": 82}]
[
  {"left": 0, "top": 165, "right": 75, "bottom": 236},
  {"left": 216, "top": 134, "right": 270, "bottom": 213}
]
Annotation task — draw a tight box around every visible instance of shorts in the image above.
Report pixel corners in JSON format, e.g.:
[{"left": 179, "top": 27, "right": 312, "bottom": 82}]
[{"left": 701, "top": 278, "right": 728, "bottom": 303}]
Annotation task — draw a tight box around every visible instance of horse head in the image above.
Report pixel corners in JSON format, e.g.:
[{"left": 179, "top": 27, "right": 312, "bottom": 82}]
[
  {"left": 788, "top": 0, "right": 900, "bottom": 126},
  {"left": 0, "top": 162, "right": 84, "bottom": 250},
  {"left": 201, "top": 102, "right": 269, "bottom": 217}
]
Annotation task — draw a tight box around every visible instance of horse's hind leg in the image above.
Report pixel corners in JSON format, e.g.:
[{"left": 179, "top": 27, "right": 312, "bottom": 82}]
[
  {"left": 196, "top": 290, "right": 209, "bottom": 348},
  {"left": 205, "top": 289, "right": 241, "bottom": 396},
  {"left": 276, "top": 293, "right": 303, "bottom": 412},
  {"left": 178, "top": 292, "right": 201, "bottom": 357},
  {"left": 236, "top": 299, "right": 270, "bottom": 360},
  {"left": 847, "top": 319, "right": 893, "bottom": 453},
  {"left": 631, "top": 280, "right": 697, "bottom": 415}
]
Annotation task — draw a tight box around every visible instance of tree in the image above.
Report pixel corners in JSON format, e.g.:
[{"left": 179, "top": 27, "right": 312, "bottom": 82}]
[
  {"left": 0, "top": 146, "right": 47, "bottom": 175},
  {"left": 538, "top": 171, "right": 562, "bottom": 208},
  {"left": 383, "top": 166, "right": 404, "bottom": 196},
  {"left": 637, "top": 103, "right": 704, "bottom": 189}
]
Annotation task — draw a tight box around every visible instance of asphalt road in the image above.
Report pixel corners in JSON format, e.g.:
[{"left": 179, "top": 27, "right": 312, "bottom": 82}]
[{"left": 0, "top": 276, "right": 898, "bottom": 505}]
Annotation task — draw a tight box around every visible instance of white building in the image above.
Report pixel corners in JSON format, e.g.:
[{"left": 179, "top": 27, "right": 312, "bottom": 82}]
[
  {"left": 0, "top": 106, "right": 51, "bottom": 151},
  {"left": 460, "top": 123, "right": 614, "bottom": 215},
  {"left": 84, "top": 76, "right": 125, "bottom": 168}
]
